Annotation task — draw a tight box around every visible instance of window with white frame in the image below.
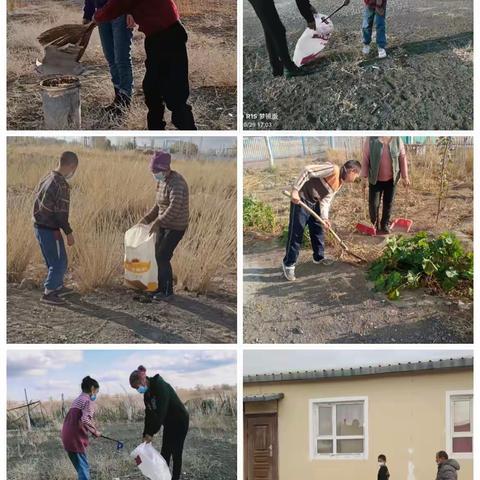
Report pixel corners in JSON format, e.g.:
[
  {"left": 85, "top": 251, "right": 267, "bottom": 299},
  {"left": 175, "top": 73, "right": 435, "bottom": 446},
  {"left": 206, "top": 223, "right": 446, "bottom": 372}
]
[
  {"left": 310, "top": 397, "right": 367, "bottom": 458},
  {"left": 447, "top": 392, "right": 473, "bottom": 456}
]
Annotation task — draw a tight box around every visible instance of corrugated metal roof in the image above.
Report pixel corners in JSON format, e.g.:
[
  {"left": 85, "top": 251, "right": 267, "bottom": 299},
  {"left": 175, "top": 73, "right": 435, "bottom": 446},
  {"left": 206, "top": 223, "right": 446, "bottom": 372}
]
[
  {"left": 244, "top": 358, "right": 473, "bottom": 384},
  {"left": 244, "top": 393, "right": 285, "bottom": 403}
]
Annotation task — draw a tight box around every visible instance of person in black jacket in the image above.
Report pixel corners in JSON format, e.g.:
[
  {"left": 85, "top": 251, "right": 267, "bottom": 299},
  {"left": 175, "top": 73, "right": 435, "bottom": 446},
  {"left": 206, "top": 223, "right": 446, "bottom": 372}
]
[
  {"left": 248, "top": 0, "right": 350, "bottom": 77},
  {"left": 377, "top": 454, "right": 390, "bottom": 480},
  {"left": 130, "top": 366, "right": 189, "bottom": 480}
]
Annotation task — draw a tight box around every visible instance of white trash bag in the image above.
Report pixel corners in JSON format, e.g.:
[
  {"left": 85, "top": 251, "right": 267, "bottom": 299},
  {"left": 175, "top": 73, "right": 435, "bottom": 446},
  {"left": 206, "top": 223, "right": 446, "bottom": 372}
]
[
  {"left": 124, "top": 224, "right": 158, "bottom": 292},
  {"left": 131, "top": 442, "right": 172, "bottom": 480},
  {"left": 293, "top": 14, "right": 334, "bottom": 67}
]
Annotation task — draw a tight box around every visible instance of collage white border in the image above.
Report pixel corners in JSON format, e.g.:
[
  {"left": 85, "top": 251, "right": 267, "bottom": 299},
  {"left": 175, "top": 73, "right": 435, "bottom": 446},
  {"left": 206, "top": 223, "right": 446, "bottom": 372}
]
[{"left": 0, "top": 1, "right": 478, "bottom": 480}]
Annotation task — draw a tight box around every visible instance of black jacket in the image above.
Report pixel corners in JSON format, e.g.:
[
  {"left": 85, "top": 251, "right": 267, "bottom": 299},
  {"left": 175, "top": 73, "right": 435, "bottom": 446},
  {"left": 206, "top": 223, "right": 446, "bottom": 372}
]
[
  {"left": 378, "top": 465, "right": 390, "bottom": 480},
  {"left": 143, "top": 374, "right": 189, "bottom": 437}
]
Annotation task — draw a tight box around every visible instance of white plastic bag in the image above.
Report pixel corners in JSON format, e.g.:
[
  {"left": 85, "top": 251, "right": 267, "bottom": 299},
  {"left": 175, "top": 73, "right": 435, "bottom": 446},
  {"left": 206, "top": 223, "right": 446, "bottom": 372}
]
[
  {"left": 124, "top": 224, "right": 158, "bottom": 292},
  {"left": 293, "top": 14, "right": 334, "bottom": 67},
  {"left": 131, "top": 442, "right": 172, "bottom": 480}
]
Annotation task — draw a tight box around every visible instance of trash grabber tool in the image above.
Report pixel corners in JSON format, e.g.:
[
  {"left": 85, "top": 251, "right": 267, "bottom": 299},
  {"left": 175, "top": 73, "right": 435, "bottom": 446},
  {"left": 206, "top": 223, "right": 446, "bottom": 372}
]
[
  {"left": 322, "top": 0, "right": 349, "bottom": 23},
  {"left": 282, "top": 190, "right": 367, "bottom": 262},
  {"left": 100, "top": 435, "right": 124, "bottom": 450}
]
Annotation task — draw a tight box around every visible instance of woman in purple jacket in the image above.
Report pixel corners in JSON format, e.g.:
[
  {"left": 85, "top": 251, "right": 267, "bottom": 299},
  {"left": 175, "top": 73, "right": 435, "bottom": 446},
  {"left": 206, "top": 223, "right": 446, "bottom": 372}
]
[
  {"left": 83, "top": 0, "right": 134, "bottom": 116},
  {"left": 61, "top": 376, "right": 101, "bottom": 480}
]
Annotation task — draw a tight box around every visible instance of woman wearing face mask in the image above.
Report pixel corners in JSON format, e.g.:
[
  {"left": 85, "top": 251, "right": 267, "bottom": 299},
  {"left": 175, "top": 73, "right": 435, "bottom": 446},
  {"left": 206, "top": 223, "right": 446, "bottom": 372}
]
[
  {"left": 130, "top": 366, "right": 189, "bottom": 480},
  {"left": 61, "top": 376, "right": 101, "bottom": 480},
  {"left": 138, "top": 151, "right": 189, "bottom": 300}
]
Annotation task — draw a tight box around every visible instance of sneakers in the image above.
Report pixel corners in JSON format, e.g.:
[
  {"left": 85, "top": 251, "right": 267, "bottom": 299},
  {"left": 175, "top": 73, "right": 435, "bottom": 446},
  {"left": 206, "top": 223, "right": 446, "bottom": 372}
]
[
  {"left": 41, "top": 292, "right": 66, "bottom": 306},
  {"left": 56, "top": 286, "right": 75, "bottom": 297},
  {"left": 378, "top": 223, "right": 392, "bottom": 235},
  {"left": 313, "top": 257, "right": 335, "bottom": 266},
  {"left": 282, "top": 262, "right": 296, "bottom": 281},
  {"left": 153, "top": 291, "right": 174, "bottom": 301},
  {"left": 362, "top": 45, "right": 387, "bottom": 58},
  {"left": 285, "top": 66, "right": 315, "bottom": 78}
]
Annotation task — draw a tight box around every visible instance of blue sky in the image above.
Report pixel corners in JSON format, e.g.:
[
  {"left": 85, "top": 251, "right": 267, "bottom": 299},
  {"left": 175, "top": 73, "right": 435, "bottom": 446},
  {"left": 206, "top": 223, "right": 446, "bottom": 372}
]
[
  {"left": 8, "top": 350, "right": 237, "bottom": 402},
  {"left": 244, "top": 350, "right": 473, "bottom": 376}
]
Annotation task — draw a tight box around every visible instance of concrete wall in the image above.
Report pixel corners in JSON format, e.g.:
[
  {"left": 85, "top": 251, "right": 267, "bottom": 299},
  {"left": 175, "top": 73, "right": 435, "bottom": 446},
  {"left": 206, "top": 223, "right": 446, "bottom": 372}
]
[{"left": 244, "top": 369, "right": 473, "bottom": 480}]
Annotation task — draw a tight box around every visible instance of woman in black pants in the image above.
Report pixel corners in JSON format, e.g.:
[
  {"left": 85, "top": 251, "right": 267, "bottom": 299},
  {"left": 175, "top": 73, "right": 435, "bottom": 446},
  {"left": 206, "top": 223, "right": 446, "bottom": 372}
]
[
  {"left": 130, "top": 366, "right": 189, "bottom": 480},
  {"left": 248, "top": 0, "right": 321, "bottom": 77}
]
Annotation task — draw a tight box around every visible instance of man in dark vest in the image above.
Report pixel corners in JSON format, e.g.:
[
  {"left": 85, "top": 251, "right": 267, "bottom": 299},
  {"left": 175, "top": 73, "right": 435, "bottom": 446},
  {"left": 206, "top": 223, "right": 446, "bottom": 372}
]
[
  {"left": 248, "top": 0, "right": 351, "bottom": 77},
  {"left": 361, "top": 137, "right": 410, "bottom": 234}
]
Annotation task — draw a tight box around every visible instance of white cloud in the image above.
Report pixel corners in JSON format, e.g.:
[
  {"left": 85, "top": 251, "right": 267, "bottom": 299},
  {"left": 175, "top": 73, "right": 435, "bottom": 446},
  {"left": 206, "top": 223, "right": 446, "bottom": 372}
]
[{"left": 8, "top": 351, "right": 84, "bottom": 377}]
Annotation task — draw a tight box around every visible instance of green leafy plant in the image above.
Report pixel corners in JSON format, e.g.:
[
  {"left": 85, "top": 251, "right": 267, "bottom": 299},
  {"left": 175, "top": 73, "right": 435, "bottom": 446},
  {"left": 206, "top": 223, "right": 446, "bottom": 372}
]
[
  {"left": 368, "top": 232, "right": 473, "bottom": 300},
  {"left": 243, "top": 196, "right": 277, "bottom": 233},
  {"left": 279, "top": 224, "right": 312, "bottom": 248}
]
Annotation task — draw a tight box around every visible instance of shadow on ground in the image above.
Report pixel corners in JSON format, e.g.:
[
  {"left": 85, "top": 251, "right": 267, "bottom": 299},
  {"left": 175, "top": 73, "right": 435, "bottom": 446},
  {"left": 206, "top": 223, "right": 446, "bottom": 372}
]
[
  {"left": 7, "top": 285, "right": 237, "bottom": 344},
  {"left": 243, "top": 246, "right": 472, "bottom": 344}
]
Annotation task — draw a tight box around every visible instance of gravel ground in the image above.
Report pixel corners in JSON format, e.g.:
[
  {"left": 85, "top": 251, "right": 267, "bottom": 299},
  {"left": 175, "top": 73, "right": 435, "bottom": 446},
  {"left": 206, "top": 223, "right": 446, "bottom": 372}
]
[{"left": 243, "top": 0, "right": 473, "bottom": 130}]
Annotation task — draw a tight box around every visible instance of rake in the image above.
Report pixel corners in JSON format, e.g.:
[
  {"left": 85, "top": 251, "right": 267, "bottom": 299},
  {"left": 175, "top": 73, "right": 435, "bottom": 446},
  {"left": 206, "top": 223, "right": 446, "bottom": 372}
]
[
  {"left": 282, "top": 190, "right": 367, "bottom": 263},
  {"left": 38, "top": 22, "right": 97, "bottom": 61}
]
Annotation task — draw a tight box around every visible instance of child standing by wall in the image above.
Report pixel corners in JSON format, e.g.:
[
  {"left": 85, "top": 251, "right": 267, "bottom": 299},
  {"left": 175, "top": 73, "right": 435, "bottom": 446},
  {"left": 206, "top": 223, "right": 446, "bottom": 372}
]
[
  {"left": 61, "top": 376, "right": 101, "bottom": 480},
  {"left": 362, "top": 0, "right": 388, "bottom": 58},
  {"left": 377, "top": 454, "right": 390, "bottom": 480}
]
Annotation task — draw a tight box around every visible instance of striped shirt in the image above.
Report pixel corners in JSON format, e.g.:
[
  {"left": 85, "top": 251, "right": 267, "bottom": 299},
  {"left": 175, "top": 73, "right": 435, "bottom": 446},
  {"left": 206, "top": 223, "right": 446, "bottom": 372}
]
[
  {"left": 61, "top": 393, "right": 97, "bottom": 453},
  {"left": 33, "top": 171, "right": 73, "bottom": 235},
  {"left": 293, "top": 162, "right": 342, "bottom": 220},
  {"left": 142, "top": 171, "right": 189, "bottom": 231}
]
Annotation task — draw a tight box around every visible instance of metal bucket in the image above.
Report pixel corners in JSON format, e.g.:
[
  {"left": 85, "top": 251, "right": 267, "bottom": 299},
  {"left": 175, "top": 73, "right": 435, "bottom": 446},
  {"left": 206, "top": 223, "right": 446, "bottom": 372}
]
[{"left": 40, "top": 75, "right": 81, "bottom": 129}]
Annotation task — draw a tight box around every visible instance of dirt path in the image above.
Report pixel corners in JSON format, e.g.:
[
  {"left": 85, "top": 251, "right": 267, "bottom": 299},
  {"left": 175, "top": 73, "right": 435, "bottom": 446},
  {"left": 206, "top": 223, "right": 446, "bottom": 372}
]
[
  {"left": 243, "top": 0, "right": 473, "bottom": 130},
  {"left": 243, "top": 241, "right": 472, "bottom": 344},
  {"left": 8, "top": 285, "right": 236, "bottom": 344}
]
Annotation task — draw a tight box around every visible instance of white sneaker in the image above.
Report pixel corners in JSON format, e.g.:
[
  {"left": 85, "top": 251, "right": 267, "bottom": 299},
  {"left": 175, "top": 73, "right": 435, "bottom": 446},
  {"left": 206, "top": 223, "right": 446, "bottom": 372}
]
[
  {"left": 378, "top": 48, "right": 387, "bottom": 59},
  {"left": 282, "top": 262, "right": 296, "bottom": 281},
  {"left": 313, "top": 257, "right": 335, "bottom": 266},
  {"left": 362, "top": 44, "right": 370, "bottom": 55}
]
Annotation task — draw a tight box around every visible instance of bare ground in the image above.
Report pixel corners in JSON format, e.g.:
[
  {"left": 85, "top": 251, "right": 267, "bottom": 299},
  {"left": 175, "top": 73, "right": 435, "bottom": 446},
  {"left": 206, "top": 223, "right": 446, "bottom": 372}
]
[
  {"left": 8, "top": 421, "right": 237, "bottom": 480},
  {"left": 243, "top": 0, "right": 473, "bottom": 130},
  {"left": 244, "top": 242, "right": 472, "bottom": 344},
  {"left": 243, "top": 159, "right": 473, "bottom": 344},
  {"left": 8, "top": 284, "right": 236, "bottom": 344}
]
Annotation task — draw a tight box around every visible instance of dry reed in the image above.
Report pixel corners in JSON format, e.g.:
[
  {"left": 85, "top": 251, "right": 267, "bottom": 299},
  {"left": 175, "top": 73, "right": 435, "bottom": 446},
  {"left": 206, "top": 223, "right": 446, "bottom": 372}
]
[{"left": 7, "top": 142, "right": 236, "bottom": 294}]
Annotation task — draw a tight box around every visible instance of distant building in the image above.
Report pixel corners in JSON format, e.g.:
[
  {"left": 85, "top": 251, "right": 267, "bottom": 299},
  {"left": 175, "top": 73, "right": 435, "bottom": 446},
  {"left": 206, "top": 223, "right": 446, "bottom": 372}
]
[{"left": 244, "top": 358, "right": 473, "bottom": 480}]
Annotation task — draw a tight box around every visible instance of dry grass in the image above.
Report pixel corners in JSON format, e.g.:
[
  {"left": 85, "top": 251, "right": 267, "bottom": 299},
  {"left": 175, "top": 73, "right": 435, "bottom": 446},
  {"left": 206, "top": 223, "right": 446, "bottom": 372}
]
[
  {"left": 7, "top": 141, "right": 236, "bottom": 294},
  {"left": 7, "top": 387, "right": 236, "bottom": 430},
  {"left": 7, "top": 0, "right": 237, "bottom": 130},
  {"left": 244, "top": 142, "right": 474, "bottom": 263}
]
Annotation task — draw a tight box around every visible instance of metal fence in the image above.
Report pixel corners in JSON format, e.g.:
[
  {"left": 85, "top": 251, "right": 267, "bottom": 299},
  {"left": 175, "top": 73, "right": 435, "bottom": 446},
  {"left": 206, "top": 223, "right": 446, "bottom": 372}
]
[
  {"left": 244, "top": 136, "right": 473, "bottom": 167},
  {"left": 244, "top": 137, "right": 364, "bottom": 166}
]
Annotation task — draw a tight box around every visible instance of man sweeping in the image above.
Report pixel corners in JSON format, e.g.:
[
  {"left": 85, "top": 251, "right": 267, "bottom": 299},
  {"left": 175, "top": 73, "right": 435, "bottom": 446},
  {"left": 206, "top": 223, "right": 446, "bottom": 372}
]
[
  {"left": 248, "top": 0, "right": 341, "bottom": 77},
  {"left": 94, "top": 0, "right": 196, "bottom": 130},
  {"left": 283, "top": 160, "right": 361, "bottom": 281},
  {"left": 139, "top": 151, "right": 189, "bottom": 300},
  {"left": 33, "top": 152, "right": 79, "bottom": 305},
  {"left": 361, "top": 136, "right": 410, "bottom": 234}
]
